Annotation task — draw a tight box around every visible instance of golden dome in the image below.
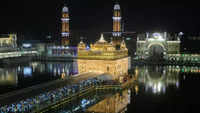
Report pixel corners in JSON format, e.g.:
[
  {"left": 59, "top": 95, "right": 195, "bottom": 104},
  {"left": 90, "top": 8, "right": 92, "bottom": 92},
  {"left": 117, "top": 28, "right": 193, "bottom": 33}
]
[
  {"left": 120, "top": 40, "right": 128, "bottom": 50},
  {"left": 96, "top": 34, "right": 108, "bottom": 44},
  {"left": 90, "top": 34, "right": 117, "bottom": 51},
  {"left": 78, "top": 40, "right": 86, "bottom": 50}
]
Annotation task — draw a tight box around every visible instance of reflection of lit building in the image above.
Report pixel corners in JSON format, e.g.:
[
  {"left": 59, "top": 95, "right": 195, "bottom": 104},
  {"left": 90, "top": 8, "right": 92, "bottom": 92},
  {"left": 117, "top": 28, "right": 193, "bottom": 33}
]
[
  {"left": 0, "top": 68, "right": 18, "bottom": 85},
  {"left": 137, "top": 66, "right": 180, "bottom": 94},
  {"left": 77, "top": 34, "right": 129, "bottom": 79},
  {"left": 46, "top": 62, "right": 78, "bottom": 76},
  {"left": 61, "top": 5, "right": 70, "bottom": 46},
  {"left": 17, "top": 62, "right": 78, "bottom": 77},
  {"left": 87, "top": 89, "right": 130, "bottom": 113},
  {"left": 17, "top": 66, "right": 33, "bottom": 77},
  {"left": 0, "top": 34, "right": 17, "bottom": 48}
]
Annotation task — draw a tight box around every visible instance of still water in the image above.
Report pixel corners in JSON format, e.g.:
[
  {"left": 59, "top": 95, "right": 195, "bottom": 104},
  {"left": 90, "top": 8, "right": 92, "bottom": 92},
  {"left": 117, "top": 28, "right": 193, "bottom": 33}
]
[
  {"left": 52, "top": 65, "right": 200, "bottom": 113},
  {"left": 0, "top": 61, "right": 78, "bottom": 94},
  {"left": 1, "top": 62, "right": 200, "bottom": 113}
]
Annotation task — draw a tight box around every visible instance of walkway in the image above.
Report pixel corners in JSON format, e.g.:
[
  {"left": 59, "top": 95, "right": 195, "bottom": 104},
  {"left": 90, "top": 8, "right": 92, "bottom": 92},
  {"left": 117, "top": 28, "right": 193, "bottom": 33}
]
[
  {"left": 0, "top": 50, "right": 37, "bottom": 59},
  {"left": 0, "top": 72, "right": 134, "bottom": 113},
  {"left": 0, "top": 72, "right": 100, "bottom": 105},
  {"left": 37, "top": 77, "right": 135, "bottom": 113}
]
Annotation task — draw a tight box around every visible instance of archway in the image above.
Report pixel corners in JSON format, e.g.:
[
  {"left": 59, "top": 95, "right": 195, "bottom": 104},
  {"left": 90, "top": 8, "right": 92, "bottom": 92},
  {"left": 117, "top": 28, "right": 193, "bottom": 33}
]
[{"left": 146, "top": 43, "right": 166, "bottom": 61}]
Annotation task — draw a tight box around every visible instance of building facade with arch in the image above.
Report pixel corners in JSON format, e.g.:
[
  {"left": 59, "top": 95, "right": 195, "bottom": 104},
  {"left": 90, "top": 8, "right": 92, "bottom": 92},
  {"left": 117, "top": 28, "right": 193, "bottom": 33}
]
[{"left": 136, "top": 32, "right": 180, "bottom": 59}]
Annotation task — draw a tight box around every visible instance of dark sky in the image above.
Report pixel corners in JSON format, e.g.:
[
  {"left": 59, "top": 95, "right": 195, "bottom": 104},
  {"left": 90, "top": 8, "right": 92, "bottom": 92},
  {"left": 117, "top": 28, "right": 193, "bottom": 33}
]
[{"left": 0, "top": 0, "right": 200, "bottom": 40}]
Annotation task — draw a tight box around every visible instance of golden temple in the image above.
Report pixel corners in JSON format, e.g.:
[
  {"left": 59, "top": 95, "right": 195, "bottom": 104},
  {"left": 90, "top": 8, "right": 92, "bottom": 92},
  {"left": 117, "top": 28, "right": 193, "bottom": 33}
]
[
  {"left": 78, "top": 34, "right": 128, "bottom": 60},
  {"left": 77, "top": 34, "right": 129, "bottom": 80}
]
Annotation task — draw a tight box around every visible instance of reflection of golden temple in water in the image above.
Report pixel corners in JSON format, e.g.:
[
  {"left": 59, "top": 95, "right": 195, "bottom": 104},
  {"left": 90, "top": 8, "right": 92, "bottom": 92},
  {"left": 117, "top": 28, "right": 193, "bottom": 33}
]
[
  {"left": 0, "top": 68, "right": 18, "bottom": 85},
  {"left": 136, "top": 66, "right": 180, "bottom": 94},
  {"left": 87, "top": 89, "right": 131, "bottom": 113},
  {"left": 77, "top": 34, "right": 129, "bottom": 79}
]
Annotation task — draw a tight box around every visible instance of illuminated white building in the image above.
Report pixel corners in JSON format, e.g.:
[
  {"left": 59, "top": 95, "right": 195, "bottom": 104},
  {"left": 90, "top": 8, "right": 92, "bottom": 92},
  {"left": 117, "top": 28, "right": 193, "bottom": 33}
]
[{"left": 136, "top": 32, "right": 180, "bottom": 59}]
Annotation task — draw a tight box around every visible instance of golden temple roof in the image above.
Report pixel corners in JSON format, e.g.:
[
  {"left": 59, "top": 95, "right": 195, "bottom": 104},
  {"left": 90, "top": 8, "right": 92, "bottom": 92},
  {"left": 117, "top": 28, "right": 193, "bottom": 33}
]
[
  {"left": 77, "top": 33, "right": 128, "bottom": 60},
  {"left": 97, "top": 34, "right": 107, "bottom": 43}
]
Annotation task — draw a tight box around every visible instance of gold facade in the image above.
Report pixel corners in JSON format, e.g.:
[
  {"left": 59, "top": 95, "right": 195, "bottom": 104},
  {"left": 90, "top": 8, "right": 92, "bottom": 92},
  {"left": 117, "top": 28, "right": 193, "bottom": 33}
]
[
  {"left": 113, "top": 21, "right": 121, "bottom": 32},
  {"left": 87, "top": 89, "right": 130, "bottom": 113},
  {"left": 77, "top": 34, "right": 128, "bottom": 79},
  {"left": 77, "top": 57, "right": 128, "bottom": 80},
  {"left": 62, "top": 22, "right": 69, "bottom": 33},
  {"left": 113, "top": 10, "right": 121, "bottom": 33},
  {"left": 78, "top": 34, "right": 128, "bottom": 60},
  {"left": 114, "top": 11, "right": 121, "bottom": 17}
]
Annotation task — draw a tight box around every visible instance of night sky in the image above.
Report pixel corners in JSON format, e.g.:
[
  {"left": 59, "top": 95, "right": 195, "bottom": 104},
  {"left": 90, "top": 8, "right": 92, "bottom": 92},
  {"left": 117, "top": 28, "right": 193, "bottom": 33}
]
[{"left": 0, "top": 0, "right": 200, "bottom": 40}]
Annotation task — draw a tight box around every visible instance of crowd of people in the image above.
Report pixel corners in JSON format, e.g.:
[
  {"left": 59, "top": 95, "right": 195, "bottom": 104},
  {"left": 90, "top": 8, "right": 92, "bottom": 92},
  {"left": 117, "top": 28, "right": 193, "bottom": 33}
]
[{"left": 0, "top": 77, "right": 117, "bottom": 113}]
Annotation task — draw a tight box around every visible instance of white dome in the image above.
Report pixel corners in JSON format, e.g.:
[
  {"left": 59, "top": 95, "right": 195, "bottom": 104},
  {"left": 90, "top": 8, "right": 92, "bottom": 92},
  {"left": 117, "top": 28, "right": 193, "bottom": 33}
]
[
  {"left": 62, "top": 6, "right": 68, "bottom": 12},
  {"left": 114, "top": 4, "right": 120, "bottom": 10}
]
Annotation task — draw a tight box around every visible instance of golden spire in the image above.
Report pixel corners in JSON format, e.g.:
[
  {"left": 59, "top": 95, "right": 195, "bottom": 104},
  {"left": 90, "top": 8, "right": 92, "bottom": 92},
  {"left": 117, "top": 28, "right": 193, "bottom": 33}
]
[{"left": 120, "top": 39, "right": 127, "bottom": 50}]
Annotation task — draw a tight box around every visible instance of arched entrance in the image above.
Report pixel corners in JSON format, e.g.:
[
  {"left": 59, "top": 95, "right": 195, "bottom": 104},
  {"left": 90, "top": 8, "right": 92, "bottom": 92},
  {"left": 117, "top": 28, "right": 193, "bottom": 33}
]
[
  {"left": 145, "top": 42, "right": 167, "bottom": 61},
  {"left": 148, "top": 44, "right": 165, "bottom": 60}
]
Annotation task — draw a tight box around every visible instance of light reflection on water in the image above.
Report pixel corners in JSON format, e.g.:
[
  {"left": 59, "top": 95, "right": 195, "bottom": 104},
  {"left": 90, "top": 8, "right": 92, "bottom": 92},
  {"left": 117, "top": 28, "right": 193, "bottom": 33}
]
[
  {"left": 51, "top": 65, "right": 184, "bottom": 113},
  {"left": 136, "top": 66, "right": 180, "bottom": 94},
  {"left": 1, "top": 62, "right": 200, "bottom": 112},
  {"left": 0, "top": 68, "right": 18, "bottom": 86},
  {"left": 0, "top": 61, "right": 78, "bottom": 94},
  {"left": 86, "top": 89, "right": 131, "bottom": 113},
  {"left": 53, "top": 90, "right": 131, "bottom": 113}
]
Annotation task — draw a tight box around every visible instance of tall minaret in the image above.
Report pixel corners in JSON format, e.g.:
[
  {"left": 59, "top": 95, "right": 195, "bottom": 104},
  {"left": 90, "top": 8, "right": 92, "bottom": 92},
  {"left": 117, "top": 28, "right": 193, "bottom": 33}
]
[
  {"left": 61, "top": 5, "right": 70, "bottom": 46},
  {"left": 112, "top": 3, "right": 122, "bottom": 45}
]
